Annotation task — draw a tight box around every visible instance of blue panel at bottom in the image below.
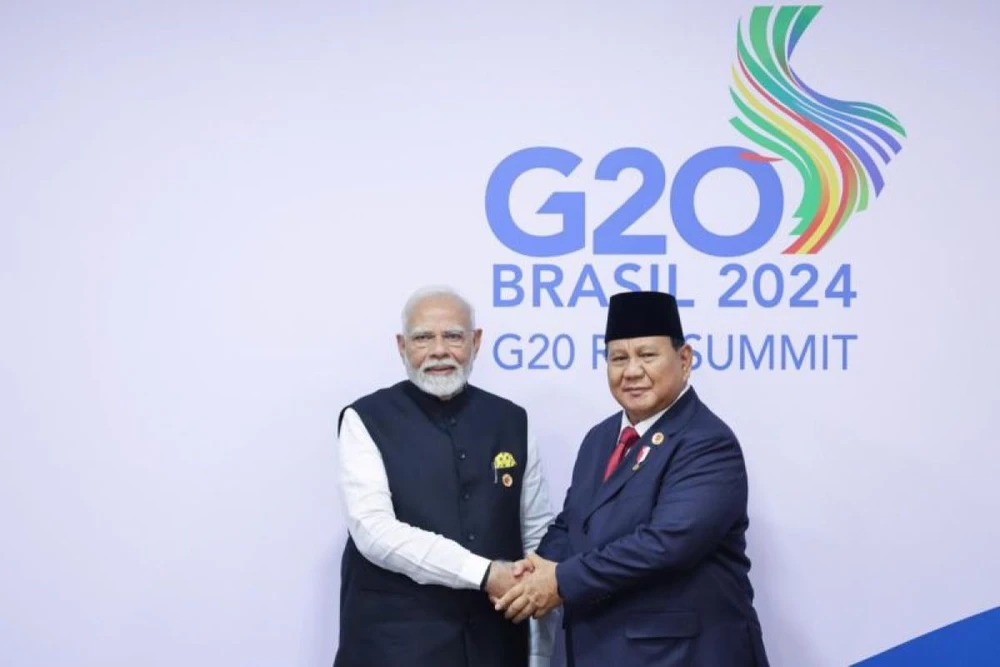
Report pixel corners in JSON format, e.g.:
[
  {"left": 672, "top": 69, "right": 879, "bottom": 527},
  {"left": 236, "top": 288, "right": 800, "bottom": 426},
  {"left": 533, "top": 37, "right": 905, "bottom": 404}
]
[{"left": 852, "top": 606, "right": 1000, "bottom": 666}]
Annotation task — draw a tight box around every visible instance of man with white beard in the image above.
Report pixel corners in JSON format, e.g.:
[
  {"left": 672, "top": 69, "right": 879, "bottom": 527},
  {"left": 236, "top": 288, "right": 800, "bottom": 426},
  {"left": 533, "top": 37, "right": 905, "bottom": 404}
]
[{"left": 333, "top": 286, "right": 558, "bottom": 667}]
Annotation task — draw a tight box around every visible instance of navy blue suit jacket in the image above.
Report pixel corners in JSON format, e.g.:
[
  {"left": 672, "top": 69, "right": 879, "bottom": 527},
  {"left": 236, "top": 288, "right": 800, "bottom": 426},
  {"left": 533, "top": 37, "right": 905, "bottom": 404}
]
[{"left": 537, "top": 387, "right": 769, "bottom": 667}]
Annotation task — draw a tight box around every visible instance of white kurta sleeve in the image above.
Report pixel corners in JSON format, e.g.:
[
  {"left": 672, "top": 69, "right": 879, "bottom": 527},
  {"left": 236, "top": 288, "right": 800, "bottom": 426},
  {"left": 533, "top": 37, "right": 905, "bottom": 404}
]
[
  {"left": 521, "top": 419, "right": 560, "bottom": 667},
  {"left": 337, "top": 407, "right": 490, "bottom": 589}
]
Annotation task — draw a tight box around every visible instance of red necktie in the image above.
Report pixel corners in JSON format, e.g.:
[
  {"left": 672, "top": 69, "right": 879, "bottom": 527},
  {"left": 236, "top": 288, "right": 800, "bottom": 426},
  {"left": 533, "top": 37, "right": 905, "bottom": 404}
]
[{"left": 603, "top": 426, "right": 640, "bottom": 481}]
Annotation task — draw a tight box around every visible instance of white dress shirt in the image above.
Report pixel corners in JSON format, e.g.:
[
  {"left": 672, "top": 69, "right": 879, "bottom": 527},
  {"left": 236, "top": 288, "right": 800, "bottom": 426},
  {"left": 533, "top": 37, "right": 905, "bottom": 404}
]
[{"left": 337, "top": 401, "right": 558, "bottom": 666}]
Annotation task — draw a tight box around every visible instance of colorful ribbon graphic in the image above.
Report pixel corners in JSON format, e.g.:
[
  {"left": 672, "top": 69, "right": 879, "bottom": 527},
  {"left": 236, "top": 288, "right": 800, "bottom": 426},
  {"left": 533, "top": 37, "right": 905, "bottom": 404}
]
[{"left": 730, "top": 6, "right": 906, "bottom": 253}]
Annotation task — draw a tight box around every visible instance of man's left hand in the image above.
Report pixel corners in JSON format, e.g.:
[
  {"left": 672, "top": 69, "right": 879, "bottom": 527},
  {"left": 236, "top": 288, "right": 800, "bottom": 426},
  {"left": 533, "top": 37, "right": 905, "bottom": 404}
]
[{"left": 494, "top": 552, "right": 561, "bottom": 623}]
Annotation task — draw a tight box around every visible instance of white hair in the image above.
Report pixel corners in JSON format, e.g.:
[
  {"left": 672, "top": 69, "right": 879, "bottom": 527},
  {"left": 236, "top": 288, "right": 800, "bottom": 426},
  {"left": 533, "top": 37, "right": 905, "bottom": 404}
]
[{"left": 400, "top": 285, "right": 476, "bottom": 334}]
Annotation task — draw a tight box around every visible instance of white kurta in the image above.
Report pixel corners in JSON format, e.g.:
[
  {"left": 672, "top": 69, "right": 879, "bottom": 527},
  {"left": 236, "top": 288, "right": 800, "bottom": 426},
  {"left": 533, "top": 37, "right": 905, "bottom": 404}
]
[{"left": 338, "top": 405, "right": 559, "bottom": 666}]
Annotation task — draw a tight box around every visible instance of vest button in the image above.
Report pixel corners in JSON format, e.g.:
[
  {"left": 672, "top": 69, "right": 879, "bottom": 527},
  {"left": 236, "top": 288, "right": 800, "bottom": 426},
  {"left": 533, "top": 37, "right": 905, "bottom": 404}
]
[
  {"left": 458, "top": 451, "right": 467, "bottom": 460},
  {"left": 462, "top": 492, "right": 471, "bottom": 501}
]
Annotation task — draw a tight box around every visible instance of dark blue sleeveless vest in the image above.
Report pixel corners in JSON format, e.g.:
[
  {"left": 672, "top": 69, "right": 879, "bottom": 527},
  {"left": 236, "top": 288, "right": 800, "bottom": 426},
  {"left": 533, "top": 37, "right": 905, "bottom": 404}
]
[{"left": 334, "top": 381, "right": 530, "bottom": 667}]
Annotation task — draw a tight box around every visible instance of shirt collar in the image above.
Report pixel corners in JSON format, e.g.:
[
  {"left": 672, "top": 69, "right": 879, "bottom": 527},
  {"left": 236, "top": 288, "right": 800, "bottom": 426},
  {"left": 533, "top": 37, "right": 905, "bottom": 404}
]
[{"left": 618, "top": 383, "right": 691, "bottom": 437}]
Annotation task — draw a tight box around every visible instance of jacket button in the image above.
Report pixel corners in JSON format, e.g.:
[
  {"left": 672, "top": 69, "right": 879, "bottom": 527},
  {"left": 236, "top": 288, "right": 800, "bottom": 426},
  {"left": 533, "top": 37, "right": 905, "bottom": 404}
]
[
  {"left": 467, "top": 533, "right": 476, "bottom": 542},
  {"left": 462, "top": 492, "right": 471, "bottom": 501},
  {"left": 458, "top": 451, "right": 467, "bottom": 460}
]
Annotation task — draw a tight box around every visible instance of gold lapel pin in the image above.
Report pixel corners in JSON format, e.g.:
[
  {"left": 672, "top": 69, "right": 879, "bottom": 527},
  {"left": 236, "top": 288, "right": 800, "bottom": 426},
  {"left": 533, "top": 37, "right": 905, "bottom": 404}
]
[{"left": 651, "top": 432, "right": 665, "bottom": 445}]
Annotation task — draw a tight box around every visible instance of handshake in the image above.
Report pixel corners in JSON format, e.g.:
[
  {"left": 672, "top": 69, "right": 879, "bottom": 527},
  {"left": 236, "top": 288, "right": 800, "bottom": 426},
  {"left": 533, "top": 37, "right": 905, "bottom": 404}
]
[{"left": 484, "top": 551, "right": 562, "bottom": 623}]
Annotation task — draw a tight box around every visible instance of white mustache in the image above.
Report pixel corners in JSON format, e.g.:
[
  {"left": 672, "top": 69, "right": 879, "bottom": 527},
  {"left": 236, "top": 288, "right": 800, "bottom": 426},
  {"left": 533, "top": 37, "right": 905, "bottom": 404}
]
[{"left": 421, "top": 360, "right": 460, "bottom": 372}]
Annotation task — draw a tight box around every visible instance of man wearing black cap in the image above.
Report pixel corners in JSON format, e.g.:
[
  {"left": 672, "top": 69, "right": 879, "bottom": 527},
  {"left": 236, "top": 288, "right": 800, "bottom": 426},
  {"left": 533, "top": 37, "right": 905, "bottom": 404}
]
[{"left": 494, "top": 290, "right": 769, "bottom": 666}]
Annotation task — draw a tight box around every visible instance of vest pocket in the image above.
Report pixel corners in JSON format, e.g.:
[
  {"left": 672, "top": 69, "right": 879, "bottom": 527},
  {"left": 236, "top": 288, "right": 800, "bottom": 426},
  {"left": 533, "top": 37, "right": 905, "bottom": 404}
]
[{"left": 624, "top": 611, "right": 701, "bottom": 639}]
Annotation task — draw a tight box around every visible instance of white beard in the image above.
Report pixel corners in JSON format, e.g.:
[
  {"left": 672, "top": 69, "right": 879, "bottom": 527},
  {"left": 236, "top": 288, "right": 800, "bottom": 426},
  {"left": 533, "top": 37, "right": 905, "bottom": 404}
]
[{"left": 405, "top": 356, "right": 473, "bottom": 398}]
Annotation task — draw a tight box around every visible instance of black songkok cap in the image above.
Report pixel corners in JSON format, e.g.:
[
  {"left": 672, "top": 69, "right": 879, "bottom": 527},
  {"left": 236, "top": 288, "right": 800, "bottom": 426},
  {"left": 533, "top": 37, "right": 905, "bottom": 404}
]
[{"left": 604, "top": 291, "right": 684, "bottom": 342}]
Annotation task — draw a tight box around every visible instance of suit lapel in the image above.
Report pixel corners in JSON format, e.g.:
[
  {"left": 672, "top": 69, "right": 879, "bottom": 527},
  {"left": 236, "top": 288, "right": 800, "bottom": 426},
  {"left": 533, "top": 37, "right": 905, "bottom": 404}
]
[
  {"left": 578, "top": 418, "right": 620, "bottom": 511},
  {"left": 585, "top": 388, "right": 701, "bottom": 523}
]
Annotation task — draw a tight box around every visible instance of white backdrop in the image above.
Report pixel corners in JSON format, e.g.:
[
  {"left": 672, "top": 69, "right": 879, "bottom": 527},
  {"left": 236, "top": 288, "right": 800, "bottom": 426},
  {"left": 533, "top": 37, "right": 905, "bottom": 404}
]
[{"left": 2, "top": 1, "right": 999, "bottom": 665}]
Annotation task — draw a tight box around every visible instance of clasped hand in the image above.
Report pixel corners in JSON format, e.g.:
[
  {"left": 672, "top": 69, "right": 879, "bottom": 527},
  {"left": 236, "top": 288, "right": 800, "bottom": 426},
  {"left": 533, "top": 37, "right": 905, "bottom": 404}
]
[{"left": 484, "top": 552, "right": 561, "bottom": 623}]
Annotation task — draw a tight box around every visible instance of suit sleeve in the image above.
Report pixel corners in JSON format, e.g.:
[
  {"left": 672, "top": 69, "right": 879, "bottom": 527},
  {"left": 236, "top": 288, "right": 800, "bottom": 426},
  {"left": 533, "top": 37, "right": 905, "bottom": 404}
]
[
  {"left": 554, "top": 433, "right": 748, "bottom": 608},
  {"left": 536, "top": 426, "right": 596, "bottom": 563}
]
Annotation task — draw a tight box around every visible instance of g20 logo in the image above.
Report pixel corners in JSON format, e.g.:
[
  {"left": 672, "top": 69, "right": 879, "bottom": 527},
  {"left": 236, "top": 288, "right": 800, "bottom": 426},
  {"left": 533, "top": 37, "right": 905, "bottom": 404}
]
[
  {"left": 485, "top": 145, "right": 784, "bottom": 259},
  {"left": 485, "top": 5, "right": 906, "bottom": 259}
]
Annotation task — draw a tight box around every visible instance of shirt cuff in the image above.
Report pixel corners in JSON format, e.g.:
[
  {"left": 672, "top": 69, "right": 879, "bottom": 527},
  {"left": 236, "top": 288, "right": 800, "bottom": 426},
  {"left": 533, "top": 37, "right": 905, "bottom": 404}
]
[
  {"left": 458, "top": 553, "right": 491, "bottom": 590},
  {"left": 529, "top": 655, "right": 551, "bottom": 667}
]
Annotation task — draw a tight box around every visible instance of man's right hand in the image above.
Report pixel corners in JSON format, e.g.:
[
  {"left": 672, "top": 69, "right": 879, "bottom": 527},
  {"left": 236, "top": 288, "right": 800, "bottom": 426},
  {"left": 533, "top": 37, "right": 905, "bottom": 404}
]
[
  {"left": 484, "top": 561, "right": 524, "bottom": 601},
  {"left": 485, "top": 559, "right": 536, "bottom": 603},
  {"left": 484, "top": 561, "right": 516, "bottom": 601}
]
